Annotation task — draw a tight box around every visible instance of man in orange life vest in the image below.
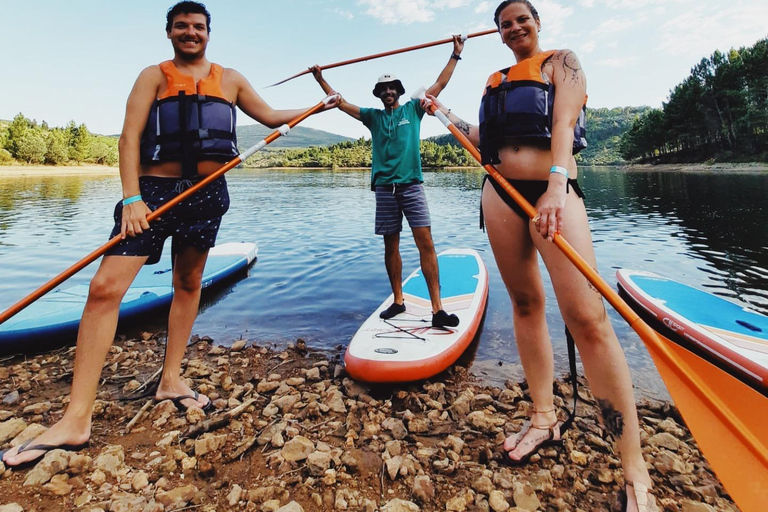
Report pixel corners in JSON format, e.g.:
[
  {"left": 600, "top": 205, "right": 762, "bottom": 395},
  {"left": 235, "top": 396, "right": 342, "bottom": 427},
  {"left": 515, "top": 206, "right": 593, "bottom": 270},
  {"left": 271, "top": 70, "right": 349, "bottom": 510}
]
[{"left": 1, "top": 0, "right": 338, "bottom": 468}]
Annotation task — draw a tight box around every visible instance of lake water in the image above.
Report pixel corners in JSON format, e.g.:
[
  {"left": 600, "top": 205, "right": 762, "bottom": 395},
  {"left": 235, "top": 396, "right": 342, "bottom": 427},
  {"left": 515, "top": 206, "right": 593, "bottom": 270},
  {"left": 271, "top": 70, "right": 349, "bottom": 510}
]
[{"left": 1, "top": 167, "right": 766, "bottom": 399}]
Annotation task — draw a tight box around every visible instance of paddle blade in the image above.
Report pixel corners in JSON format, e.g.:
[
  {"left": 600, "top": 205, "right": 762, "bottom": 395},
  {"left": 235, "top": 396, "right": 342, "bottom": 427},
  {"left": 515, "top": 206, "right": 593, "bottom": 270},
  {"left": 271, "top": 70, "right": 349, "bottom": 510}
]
[{"left": 649, "top": 332, "right": 768, "bottom": 511}]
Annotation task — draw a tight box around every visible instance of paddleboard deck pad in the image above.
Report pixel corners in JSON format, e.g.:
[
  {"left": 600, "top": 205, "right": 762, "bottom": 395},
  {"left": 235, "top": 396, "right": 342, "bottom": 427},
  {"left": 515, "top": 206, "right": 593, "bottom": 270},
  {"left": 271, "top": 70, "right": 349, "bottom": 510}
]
[
  {"left": 617, "top": 269, "right": 768, "bottom": 394},
  {"left": 0, "top": 242, "right": 258, "bottom": 352},
  {"left": 345, "top": 248, "right": 488, "bottom": 383}
]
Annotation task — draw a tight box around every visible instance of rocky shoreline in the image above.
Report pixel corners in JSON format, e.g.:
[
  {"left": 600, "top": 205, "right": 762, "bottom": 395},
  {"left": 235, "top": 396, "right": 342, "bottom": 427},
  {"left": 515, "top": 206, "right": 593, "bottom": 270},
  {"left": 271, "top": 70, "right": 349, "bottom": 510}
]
[{"left": 0, "top": 334, "right": 737, "bottom": 512}]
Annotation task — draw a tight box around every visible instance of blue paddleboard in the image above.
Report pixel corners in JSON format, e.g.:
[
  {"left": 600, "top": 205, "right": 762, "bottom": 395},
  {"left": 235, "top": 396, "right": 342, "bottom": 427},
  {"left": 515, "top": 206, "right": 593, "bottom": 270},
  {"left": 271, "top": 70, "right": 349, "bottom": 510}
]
[
  {"left": 617, "top": 269, "right": 768, "bottom": 393},
  {"left": 0, "top": 242, "right": 258, "bottom": 351}
]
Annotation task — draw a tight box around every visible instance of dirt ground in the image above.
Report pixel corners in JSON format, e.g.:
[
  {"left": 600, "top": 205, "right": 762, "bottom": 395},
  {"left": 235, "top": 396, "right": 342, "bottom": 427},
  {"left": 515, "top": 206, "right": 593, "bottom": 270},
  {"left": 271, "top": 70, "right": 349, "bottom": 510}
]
[{"left": 0, "top": 332, "right": 739, "bottom": 512}]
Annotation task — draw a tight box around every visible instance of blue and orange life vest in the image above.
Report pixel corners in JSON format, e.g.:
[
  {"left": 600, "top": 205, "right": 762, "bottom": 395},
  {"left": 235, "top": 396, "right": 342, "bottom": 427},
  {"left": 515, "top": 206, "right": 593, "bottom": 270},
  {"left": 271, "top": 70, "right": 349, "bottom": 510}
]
[
  {"left": 478, "top": 50, "right": 587, "bottom": 165},
  {"left": 140, "top": 61, "right": 238, "bottom": 177}
]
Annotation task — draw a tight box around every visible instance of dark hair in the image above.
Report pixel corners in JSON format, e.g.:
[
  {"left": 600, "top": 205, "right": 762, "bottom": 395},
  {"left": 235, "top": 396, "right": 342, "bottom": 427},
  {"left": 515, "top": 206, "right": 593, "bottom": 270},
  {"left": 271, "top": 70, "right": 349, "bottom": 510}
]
[
  {"left": 494, "top": 0, "right": 539, "bottom": 28},
  {"left": 166, "top": 1, "right": 211, "bottom": 33}
]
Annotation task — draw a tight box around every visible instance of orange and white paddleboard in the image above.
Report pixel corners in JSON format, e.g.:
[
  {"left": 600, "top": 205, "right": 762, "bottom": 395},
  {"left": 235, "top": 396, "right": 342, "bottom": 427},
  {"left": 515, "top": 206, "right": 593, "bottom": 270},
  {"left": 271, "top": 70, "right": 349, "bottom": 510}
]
[{"left": 345, "top": 248, "right": 488, "bottom": 383}]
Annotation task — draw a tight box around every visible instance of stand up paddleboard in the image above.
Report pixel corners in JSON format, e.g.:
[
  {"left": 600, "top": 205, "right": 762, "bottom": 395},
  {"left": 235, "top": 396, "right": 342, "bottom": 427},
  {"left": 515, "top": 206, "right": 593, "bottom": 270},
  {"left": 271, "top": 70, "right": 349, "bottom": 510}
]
[
  {"left": 345, "top": 248, "right": 488, "bottom": 383},
  {"left": 0, "top": 242, "right": 258, "bottom": 352},
  {"left": 617, "top": 269, "right": 768, "bottom": 394}
]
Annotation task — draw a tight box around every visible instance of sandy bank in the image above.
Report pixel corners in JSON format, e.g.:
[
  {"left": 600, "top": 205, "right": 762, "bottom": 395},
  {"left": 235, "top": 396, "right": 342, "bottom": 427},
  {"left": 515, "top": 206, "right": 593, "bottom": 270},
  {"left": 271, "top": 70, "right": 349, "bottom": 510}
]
[{"left": 0, "top": 165, "right": 118, "bottom": 177}]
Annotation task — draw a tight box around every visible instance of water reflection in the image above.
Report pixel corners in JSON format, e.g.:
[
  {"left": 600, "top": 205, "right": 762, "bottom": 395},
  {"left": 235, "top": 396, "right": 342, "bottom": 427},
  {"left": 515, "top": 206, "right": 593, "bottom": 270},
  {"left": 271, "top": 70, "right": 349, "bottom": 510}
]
[{"left": 0, "top": 167, "right": 766, "bottom": 399}]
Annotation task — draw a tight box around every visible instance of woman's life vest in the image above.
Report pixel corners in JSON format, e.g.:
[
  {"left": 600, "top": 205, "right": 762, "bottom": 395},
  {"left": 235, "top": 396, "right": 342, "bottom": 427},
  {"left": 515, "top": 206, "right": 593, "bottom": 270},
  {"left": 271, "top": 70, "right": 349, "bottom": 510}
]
[
  {"left": 478, "top": 50, "right": 587, "bottom": 165},
  {"left": 140, "top": 61, "right": 238, "bottom": 177}
]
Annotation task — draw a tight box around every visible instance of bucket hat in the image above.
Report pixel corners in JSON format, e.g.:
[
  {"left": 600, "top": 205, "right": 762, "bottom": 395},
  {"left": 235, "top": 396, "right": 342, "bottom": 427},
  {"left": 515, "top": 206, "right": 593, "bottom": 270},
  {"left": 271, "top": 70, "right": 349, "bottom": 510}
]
[{"left": 372, "top": 73, "right": 405, "bottom": 97}]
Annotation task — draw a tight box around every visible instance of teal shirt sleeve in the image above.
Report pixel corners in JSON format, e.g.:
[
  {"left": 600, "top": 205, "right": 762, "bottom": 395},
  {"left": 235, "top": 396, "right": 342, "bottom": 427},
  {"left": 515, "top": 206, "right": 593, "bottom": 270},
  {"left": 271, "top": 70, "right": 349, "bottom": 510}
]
[
  {"left": 359, "top": 107, "right": 374, "bottom": 128},
  {"left": 411, "top": 98, "right": 426, "bottom": 120}
]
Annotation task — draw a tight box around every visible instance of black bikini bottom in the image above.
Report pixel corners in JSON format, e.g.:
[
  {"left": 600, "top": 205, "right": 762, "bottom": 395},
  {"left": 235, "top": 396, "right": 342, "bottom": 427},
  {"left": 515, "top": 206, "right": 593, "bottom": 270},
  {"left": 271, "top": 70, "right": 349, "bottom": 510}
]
[{"left": 480, "top": 174, "right": 584, "bottom": 229}]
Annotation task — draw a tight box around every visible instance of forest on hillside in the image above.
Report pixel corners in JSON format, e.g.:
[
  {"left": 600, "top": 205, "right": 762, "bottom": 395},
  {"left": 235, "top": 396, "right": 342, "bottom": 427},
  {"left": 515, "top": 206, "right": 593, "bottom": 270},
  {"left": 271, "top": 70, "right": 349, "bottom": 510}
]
[
  {"left": 620, "top": 37, "right": 768, "bottom": 163},
  {"left": 241, "top": 106, "right": 649, "bottom": 168},
  {"left": 0, "top": 114, "right": 118, "bottom": 166}
]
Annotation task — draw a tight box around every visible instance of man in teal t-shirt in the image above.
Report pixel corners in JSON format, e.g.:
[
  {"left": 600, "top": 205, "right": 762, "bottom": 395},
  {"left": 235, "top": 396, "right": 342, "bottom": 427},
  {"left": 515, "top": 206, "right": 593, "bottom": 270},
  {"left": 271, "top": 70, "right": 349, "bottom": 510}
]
[{"left": 311, "top": 36, "right": 464, "bottom": 328}]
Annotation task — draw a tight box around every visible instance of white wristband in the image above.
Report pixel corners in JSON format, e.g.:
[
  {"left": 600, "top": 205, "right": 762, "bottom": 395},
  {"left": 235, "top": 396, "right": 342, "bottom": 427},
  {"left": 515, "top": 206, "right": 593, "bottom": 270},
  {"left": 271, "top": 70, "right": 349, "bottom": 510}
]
[{"left": 550, "top": 166, "right": 569, "bottom": 179}]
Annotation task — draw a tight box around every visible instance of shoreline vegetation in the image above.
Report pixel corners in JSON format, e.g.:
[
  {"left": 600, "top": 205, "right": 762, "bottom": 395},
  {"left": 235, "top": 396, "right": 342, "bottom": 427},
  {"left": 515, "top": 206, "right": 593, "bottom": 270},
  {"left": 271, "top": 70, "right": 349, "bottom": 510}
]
[
  {"left": 2, "top": 161, "right": 766, "bottom": 177},
  {"left": 619, "top": 37, "right": 768, "bottom": 165},
  {"left": 0, "top": 334, "right": 736, "bottom": 511}
]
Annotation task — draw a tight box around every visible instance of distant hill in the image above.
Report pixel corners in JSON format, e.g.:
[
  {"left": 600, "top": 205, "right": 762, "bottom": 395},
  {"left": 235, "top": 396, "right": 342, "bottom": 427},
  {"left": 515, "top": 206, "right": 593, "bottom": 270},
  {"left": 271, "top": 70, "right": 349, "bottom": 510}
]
[
  {"left": 236, "top": 124, "right": 354, "bottom": 149},
  {"left": 426, "top": 106, "right": 653, "bottom": 165}
]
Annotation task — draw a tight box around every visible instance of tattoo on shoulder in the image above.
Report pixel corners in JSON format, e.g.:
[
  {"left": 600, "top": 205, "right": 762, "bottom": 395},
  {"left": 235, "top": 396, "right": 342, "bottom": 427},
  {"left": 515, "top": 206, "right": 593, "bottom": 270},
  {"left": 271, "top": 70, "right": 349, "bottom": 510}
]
[
  {"left": 455, "top": 119, "right": 471, "bottom": 136},
  {"left": 597, "top": 399, "right": 625, "bottom": 440},
  {"left": 560, "top": 51, "right": 582, "bottom": 85}
]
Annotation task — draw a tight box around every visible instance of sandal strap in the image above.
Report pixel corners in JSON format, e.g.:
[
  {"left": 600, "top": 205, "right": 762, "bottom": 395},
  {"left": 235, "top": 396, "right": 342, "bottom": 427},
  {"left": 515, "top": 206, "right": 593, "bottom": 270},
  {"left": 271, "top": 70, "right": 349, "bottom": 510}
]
[
  {"left": 531, "top": 407, "right": 556, "bottom": 414},
  {"left": 627, "top": 482, "right": 657, "bottom": 512},
  {"left": 529, "top": 421, "right": 562, "bottom": 440}
]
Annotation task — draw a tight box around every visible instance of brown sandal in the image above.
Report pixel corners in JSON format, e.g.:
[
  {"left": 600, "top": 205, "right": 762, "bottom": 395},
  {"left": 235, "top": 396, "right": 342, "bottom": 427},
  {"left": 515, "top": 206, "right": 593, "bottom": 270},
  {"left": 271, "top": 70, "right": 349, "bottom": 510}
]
[
  {"left": 623, "top": 482, "right": 659, "bottom": 512},
  {"left": 501, "top": 407, "right": 563, "bottom": 466}
]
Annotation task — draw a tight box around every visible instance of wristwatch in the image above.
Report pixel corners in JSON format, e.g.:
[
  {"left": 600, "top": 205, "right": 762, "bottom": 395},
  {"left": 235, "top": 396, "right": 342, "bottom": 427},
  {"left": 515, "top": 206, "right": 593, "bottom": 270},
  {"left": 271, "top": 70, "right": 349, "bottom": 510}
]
[{"left": 451, "top": 53, "right": 461, "bottom": 61}]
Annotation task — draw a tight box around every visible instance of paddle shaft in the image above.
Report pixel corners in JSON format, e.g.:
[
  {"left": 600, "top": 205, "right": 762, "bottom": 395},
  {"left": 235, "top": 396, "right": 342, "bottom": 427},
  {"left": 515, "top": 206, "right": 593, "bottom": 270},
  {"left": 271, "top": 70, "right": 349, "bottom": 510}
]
[
  {"left": 0, "top": 98, "right": 333, "bottom": 326},
  {"left": 269, "top": 28, "right": 498, "bottom": 87},
  {"left": 424, "top": 102, "right": 768, "bottom": 468}
]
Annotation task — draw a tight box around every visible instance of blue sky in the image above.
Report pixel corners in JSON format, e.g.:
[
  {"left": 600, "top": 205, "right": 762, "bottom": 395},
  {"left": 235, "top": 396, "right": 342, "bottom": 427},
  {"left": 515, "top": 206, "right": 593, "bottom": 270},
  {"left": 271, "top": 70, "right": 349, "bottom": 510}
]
[{"left": 1, "top": 0, "right": 766, "bottom": 140}]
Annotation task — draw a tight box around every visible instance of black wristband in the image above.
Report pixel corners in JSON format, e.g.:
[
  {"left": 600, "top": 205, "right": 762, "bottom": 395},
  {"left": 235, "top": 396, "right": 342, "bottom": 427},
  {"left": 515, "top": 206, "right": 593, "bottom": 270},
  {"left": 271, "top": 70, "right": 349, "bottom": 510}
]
[{"left": 451, "top": 53, "right": 461, "bottom": 61}]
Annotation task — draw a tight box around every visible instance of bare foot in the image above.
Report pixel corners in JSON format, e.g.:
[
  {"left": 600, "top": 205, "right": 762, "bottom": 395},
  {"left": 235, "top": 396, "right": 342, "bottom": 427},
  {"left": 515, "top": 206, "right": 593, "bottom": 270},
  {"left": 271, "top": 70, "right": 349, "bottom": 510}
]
[{"left": 1, "top": 418, "right": 90, "bottom": 468}]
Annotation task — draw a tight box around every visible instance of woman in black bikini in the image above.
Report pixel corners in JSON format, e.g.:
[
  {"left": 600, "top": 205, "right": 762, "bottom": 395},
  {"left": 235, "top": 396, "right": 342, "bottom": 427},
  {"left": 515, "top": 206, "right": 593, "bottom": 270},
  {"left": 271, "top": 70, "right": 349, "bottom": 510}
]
[{"left": 425, "top": 1, "right": 657, "bottom": 510}]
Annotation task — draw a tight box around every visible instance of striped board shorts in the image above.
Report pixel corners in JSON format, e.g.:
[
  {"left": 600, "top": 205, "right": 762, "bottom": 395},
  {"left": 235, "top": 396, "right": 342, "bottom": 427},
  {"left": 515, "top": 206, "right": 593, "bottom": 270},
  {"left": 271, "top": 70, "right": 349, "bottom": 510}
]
[{"left": 374, "top": 183, "right": 431, "bottom": 235}]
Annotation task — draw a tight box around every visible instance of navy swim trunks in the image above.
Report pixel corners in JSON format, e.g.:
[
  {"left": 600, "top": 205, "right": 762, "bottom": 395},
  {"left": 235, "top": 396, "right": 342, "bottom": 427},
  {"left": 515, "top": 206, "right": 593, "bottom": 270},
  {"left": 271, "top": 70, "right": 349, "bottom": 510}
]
[
  {"left": 105, "top": 175, "right": 230, "bottom": 264},
  {"left": 374, "top": 182, "right": 431, "bottom": 235}
]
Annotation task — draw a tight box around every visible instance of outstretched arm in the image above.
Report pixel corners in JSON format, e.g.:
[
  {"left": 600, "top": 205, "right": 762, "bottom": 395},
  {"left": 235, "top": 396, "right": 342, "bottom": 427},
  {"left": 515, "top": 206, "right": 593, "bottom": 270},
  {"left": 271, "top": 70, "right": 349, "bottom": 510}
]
[
  {"left": 422, "top": 94, "right": 479, "bottom": 147},
  {"left": 310, "top": 66, "right": 361, "bottom": 121},
  {"left": 425, "top": 35, "right": 465, "bottom": 98},
  {"left": 231, "top": 69, "right": 338, "bottom": 128}
]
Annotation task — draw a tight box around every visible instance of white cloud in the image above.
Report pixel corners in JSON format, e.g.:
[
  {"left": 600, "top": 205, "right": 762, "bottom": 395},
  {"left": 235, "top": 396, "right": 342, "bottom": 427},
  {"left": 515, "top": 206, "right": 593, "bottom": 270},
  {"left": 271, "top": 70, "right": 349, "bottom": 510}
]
[
  {"left": 591, "top": 17, "right": 635, "bottom": 35},
  {"left": 580, "top": 40, "right": 597, "bottom": 54},
  {"left": 603, "top": 0, "right": 688, "bottom": 7},
  {"left": 596, "top": 56, "right": 636, "bottom": 68},
  {"left": 440, "top": 0, "right": 473, "bottom": 8},
  {"left": 657, "top": 2, "right": 768, "bottom": 56},
  {"left": 358, "top": 0, "right": 434, "bottom": 24},
  {"left": 334, "top": 8, "right": 354, "bottom": 20},
  {"left": 579, "top": 0, "right": 595, "bottom": 6},
  {"left": 475, "top": 1, "right": 493, "bottom": 14},
  {"left": 536, "top": 0, "right": 575, "bottom": 36}
]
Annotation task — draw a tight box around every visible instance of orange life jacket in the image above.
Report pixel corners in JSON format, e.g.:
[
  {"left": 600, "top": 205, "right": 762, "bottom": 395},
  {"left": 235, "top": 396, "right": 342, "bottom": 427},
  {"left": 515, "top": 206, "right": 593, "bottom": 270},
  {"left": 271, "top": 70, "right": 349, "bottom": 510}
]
[
  {"left": 478, "top": 50, "right": 587, "bottom": 165},
  {"left": 140, "top": 61, "right": 238, "bottom": 177}
]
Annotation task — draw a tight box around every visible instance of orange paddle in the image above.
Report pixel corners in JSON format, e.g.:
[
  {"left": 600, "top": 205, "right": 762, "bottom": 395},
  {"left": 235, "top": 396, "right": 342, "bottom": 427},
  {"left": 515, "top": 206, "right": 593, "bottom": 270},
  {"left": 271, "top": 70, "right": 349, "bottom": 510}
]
[
  {"left": 413, "top": 88, "right": 768, "bottom": 511},
  {"left": 0, "top": 95, "right": 338, "bottom": 327},
  {"left": 267, "top": 29, "right": 497, "bottom": 87}
]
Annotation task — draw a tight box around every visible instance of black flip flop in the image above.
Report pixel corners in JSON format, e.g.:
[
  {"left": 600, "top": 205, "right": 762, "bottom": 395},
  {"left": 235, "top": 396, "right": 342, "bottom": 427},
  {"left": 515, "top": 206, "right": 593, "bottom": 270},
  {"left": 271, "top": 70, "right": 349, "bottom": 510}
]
[
  {"left": 156, "top": 389, "right": 213, "bottom": 413},
  {"left": 0, "top": 439, "right": 90, "bottom": 471}
]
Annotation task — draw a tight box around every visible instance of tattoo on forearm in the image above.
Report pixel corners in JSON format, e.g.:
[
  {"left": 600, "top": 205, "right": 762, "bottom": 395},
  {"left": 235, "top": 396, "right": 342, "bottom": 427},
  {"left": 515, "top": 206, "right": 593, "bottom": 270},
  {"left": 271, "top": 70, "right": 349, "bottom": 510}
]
[
  {"left": 455, "top": 119, "right": 471, "bottom": 136},
  {"left": 598, "top": 399, "right": 625, "bottom": 440}
]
